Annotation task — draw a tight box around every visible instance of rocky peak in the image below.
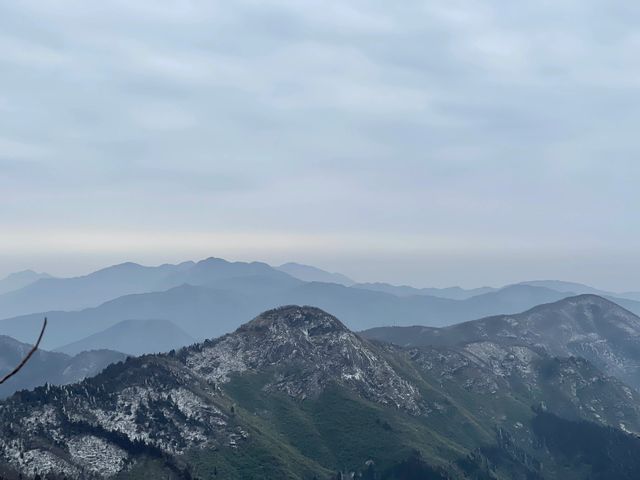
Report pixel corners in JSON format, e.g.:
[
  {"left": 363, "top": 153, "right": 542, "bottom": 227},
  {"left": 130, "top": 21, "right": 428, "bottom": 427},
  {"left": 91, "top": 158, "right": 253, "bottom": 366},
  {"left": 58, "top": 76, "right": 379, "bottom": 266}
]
[
  {"left": 186, "top": 306, "right": 422, "bottom": 412},
  {"left": 533, "top": 293, "right": 636, "bottom": 320},
  {"left": 238, "top": 305, "right": 349, "bottom": 335},
  {"left": 0, "top": 307, "right": 423, "bottom": 477}
]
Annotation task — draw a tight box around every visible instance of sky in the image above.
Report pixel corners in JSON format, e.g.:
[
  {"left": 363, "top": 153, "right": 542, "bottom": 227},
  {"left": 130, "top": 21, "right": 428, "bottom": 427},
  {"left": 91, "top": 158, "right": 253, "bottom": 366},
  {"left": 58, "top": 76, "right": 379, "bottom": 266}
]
[{"left": 1, "top": 0, "right": 640, "bottom": 290}]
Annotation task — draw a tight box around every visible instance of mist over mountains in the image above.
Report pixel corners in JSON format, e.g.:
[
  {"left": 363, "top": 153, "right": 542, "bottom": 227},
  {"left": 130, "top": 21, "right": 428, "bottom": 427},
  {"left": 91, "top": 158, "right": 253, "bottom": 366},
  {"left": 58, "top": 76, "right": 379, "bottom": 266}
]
[
  {"left": 276, "top": 262, "right": 354, "bottom": 285},
  {"left": 0, "top": 270, "right": 52, "bottom": 296},
  {"left": 2, "top": 258, "right": 640, "bottom": 478},
  {"left": 55, "top": 319, "right": 195, "bottom": 357},
  {"left": 3, "top": 257, "right": 640, "bottom": 355}
]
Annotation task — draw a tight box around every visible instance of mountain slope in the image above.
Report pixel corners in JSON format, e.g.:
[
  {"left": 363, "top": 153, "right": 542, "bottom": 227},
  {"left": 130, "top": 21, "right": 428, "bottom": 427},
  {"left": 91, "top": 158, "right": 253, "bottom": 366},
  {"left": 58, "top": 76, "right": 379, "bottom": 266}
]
[
  {"left": 187, "top": 306, "right": 420, "bottom": 411},
  {"left": 0, "top": 284, "right": 256, "bottom": 350},
  {"left": 356, "top": 278, "right": 640, "bottom": 304},
  {"left": 0, "top": 262, "right": 186, "bottom": 320},
  {"left": 56, "top": 319, "right": 195, "bottom": 356},
  {"left": 0, "top": 270, "right": 51, "bottom": 295},
  {"left": 353, "top": 282, "right": 496, "bottom": 299},
  {"left": 0, "top": 335, "right": 126, "bottom": 398},
  {"left": 2, "top": 306, "right": 640, "bottom": 479},
  {"left": 0, "top": 258, "right": 297, "bottom": 320},
  {"left": 0, "top": 283, "right": 615, "bottom": 351},
  {"left": 519, "top": 279, "right": 640, "bottom": 302},
  {"left": 6, "top": 257, "right": 640, "bottom": 347},
  {"left": 159, "top": 257, "right": 295, "bottom": 290},
  {"left": 362, "top": 294, "right": 640, "bottom": 390},
  {"left": 277, "top": 262, "right": 354, "bottom": 285},
  {"left": 278, "top": 283, "right": 574, "bottom": 330}
]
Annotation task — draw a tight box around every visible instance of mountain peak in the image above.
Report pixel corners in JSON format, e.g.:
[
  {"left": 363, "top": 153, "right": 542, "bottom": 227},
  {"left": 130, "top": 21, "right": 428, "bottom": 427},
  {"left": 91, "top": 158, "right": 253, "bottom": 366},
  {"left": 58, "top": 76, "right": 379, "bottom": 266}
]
[
  {"left": 240, "top": 305, "right": 349, "bottom": 335},
  {"left": 196, "top": 256, "right": 228, "bottom": 266},
  {"left": 187, "top": 306, "right": 421, "bottom": 411},
  {"left": 0, "top": 270, "right": 52, "bottom": 295},
  {"left": 531, "top": 292, "right": 630, "bottom": 315},
  {"left": 108, "top": 261, "right": 142, "bottom": 270},
  {"left": 4, "top": 269, "right": 46, "bottom": 279},
  {"left": 567, "top": 293, "right": 616, "bottom": 304}
]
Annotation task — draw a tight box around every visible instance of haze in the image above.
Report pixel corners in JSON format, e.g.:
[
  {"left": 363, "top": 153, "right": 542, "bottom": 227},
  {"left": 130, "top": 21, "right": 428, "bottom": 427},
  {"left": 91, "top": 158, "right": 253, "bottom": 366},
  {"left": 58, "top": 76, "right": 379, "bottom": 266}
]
[{"left": 2, "top": 0, "right": 640, "bottom": 290}]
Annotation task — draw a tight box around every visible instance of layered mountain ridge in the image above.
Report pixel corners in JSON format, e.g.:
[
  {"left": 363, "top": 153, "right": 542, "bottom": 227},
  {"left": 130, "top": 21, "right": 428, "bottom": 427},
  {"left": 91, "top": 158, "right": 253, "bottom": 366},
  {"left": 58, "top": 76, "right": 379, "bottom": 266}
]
[{"left": 4, "top": 258, "right": 640, "bottom": 355}]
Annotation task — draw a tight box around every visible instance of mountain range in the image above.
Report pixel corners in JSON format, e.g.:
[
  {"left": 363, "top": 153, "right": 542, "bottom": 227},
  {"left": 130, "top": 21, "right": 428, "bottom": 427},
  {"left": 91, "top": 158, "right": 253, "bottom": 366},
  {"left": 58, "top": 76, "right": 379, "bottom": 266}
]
[
  {"left": 0, "top": 259, "right": 288, "bottom": 320},
  {"left": 277, "top": 262, "right": 354, "bottom": 285},
  {"left": 362, "top": 295, "right": 640, "bottom": 391},
  {"left": 3, "top": 302, "right": 640, "bottom": 479},
  {"left": 351, "top": 282, "right": 496, "bottom": 300},
  {"left": 4, "top": 261, "right": 640, "bottom": 317},
  {"left": 3, "top": 258, "right": 640, "bottom": 358},
  {"left": 0, "top": 281, "right": 582, "bottom": 351},
  {"left": 517, "top": 280, "right": 640, "bottom": 302}
]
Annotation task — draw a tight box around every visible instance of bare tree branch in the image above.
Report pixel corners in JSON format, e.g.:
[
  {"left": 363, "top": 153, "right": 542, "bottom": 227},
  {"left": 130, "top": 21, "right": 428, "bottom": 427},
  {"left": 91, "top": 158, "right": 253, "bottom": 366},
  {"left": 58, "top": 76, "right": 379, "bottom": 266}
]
[{"left": 0, "top": 317, "right": 47, "bottom": 385}]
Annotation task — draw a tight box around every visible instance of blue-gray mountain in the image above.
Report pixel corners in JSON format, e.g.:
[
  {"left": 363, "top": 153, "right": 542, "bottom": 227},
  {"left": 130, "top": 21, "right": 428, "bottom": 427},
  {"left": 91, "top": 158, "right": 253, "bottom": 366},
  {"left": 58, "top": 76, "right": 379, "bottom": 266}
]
[
  {"left": 0, "top": 335, "right": 125, "bottom": 398},
  {"left": 3, "top": 258, "right": 640, "bottom": 354},
  {"left": 0, "top": 270, "right": 52, "bottom": 295},
  {"left": 56, "top": 319, "right": 195, "bottom": 357},
  {"left": 0, "top": 283, "right": 582, "bottom": 351},
  {"left": 0, "top": 258, "right": 288, "bottom": 319},
  {"left": 351, "top": 282, "right": 496, "bottom": 299},
  {"left": 276, "top": 262, "right": 354, "bottom": 285}
]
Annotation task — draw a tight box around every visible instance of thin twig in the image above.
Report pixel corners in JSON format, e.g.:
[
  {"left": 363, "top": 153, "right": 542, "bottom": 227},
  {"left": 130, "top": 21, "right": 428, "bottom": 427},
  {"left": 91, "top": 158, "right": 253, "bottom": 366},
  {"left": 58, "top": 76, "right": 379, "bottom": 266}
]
[{"left": 0, "top": 317, "right": 47, "bottom": 385}]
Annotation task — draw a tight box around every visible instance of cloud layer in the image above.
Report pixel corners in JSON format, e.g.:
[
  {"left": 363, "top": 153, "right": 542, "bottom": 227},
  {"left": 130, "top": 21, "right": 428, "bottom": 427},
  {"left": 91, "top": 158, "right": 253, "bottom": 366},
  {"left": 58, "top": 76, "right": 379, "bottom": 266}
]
[{"left": 1, "top": 0, "right": 639, "bottom": 288}]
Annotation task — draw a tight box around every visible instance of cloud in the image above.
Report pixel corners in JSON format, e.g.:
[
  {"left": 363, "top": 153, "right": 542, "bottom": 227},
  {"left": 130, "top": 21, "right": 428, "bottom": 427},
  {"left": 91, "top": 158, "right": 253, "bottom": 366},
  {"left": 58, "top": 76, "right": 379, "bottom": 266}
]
[{"left": 1, "top": 0, "right": 640, "bottom": 288}]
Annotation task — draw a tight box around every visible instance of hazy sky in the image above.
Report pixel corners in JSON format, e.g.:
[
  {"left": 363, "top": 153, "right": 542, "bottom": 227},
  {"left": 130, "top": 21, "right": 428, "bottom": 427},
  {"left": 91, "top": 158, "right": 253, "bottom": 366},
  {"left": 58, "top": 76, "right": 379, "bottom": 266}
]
[{"left": 2, "top": 1, "right": 640, "bottom": 290}]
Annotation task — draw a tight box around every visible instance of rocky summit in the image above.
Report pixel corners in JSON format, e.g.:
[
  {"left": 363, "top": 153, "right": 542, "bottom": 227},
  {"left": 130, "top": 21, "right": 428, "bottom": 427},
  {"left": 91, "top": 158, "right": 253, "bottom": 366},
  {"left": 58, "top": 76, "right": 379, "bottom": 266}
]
[{"left": 186, "top": 306, "right": 421, "bottom": 411}]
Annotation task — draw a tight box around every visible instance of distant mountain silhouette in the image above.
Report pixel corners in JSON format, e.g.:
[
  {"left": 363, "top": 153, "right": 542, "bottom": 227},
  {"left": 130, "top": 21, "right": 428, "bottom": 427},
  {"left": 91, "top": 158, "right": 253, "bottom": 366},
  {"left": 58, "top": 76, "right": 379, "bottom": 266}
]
[
  {"left": 56, "top": 319, "right": 195, "bottom": 356},
  {"left": 0, "top": 270, "right": 52, "bottom": 295},
  {"left": 352, "top": 282, "right": 496, "bottom": 299},
  {"left": 4, "top": 258, "right": 640, "bottom": 354},
  {"left": 0, "top": 335, "right": 125, "bottom": 398},
  {"left": 0, "top": 281, "right": 609, "bottom": 350},
  {"left": 277, "top": 262, "right": 354, "bottom": 285},
  {"left": 0, "top": 262, "right": 186, "bottom": 319},
  {"left": 0, "top": 258, "right": 296, "bottom": 319},
  {"left": 518, "top": 280, "right": 640, "bottom": 301}
]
